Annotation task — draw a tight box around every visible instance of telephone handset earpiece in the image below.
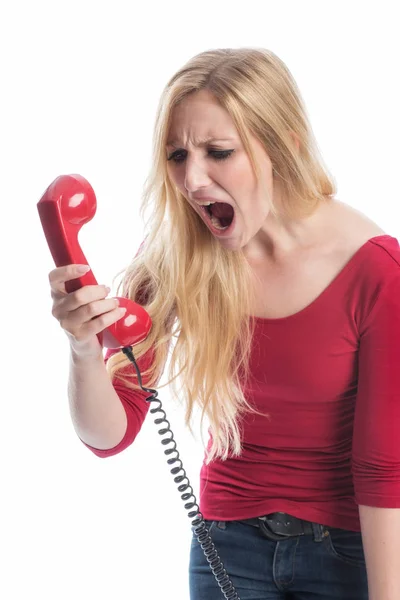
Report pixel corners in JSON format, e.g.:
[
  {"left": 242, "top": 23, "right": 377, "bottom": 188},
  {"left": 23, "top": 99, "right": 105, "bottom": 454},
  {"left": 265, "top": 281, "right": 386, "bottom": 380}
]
[{"left": 37, "top": 174, "right": 152, "bottom": 348}]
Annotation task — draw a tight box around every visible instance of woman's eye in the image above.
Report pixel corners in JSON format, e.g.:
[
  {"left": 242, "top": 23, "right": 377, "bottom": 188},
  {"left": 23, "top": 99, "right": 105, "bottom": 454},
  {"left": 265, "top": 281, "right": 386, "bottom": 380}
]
[
  {"left": 210, "top": 150, "right": 234, "bottom": 161},
  {"left": 167, "top": 149, "right": 234, "bottom": 163}
]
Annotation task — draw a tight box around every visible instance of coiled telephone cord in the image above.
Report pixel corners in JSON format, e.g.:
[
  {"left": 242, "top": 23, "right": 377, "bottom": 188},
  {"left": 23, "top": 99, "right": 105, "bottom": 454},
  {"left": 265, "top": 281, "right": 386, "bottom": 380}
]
[{"left": 121, "top": 346, "right": 240, "bottom": 600}]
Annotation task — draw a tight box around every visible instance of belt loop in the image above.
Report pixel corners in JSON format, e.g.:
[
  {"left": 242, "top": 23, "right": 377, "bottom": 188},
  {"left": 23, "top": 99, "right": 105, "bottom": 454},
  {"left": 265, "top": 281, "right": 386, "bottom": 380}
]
[{"left": 311, "top": 522, "right": 324, "bottom": 543}]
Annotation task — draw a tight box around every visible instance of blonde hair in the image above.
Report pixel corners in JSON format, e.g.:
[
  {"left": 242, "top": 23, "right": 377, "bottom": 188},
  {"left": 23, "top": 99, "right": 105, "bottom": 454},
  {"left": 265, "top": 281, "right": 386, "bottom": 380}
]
[{"left": 106, "top": 47, "right": 337, "bottom": 463}]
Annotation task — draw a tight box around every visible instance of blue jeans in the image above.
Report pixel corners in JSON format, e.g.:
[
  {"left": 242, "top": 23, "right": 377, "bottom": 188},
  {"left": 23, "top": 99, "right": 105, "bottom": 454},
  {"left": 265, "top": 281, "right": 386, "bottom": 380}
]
[{"left": 189, "top": 518, "right": 368, "bottom": 599}]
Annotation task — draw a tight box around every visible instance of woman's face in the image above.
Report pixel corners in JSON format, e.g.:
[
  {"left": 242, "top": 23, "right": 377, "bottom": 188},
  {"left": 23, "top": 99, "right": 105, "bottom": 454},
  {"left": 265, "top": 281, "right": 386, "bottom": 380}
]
[{"left": 166, "top": 89, "right": 277, "bottom": 252}]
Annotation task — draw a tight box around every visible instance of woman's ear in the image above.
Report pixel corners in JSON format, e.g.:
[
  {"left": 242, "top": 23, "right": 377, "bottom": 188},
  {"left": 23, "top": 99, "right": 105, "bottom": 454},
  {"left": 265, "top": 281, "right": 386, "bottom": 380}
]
[{"left": 290, "top": 131, "right": 300, "bottom": 151}]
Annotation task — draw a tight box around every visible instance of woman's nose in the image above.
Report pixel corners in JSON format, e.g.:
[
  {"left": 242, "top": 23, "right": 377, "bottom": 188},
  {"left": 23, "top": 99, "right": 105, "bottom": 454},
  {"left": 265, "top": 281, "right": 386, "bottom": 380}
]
[{"left": 184, "top": 157, "right": 212, "bottom": 192}]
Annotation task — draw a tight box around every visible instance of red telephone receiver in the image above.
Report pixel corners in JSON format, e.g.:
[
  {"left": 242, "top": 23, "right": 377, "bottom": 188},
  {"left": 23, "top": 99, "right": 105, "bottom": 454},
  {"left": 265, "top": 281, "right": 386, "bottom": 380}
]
[{"left": 37, "top": 174, "right": 152, "bottom": 349}]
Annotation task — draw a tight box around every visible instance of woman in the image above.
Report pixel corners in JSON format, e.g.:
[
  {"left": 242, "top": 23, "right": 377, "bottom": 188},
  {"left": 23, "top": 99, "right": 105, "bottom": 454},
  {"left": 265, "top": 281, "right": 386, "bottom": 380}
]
[{"left": 48, "top": 48, "right": 400, "bottom": 599}]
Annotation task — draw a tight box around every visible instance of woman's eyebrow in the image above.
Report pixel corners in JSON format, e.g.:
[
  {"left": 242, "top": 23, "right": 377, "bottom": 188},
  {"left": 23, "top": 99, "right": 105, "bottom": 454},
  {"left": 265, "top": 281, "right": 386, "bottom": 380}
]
[{"left": 166, "top": 137, "right": 236, "bottom": 147}]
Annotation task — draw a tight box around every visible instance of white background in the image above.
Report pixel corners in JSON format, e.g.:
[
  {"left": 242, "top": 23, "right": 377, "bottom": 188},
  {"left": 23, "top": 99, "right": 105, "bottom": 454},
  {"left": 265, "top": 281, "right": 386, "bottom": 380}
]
[{"left": 1, "top": 1, "right": 399, "bottom": 598}]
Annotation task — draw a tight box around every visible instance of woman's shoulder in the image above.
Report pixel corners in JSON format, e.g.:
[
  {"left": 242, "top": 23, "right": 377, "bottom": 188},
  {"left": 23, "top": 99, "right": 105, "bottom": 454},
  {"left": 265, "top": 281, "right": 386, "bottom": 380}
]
[{"left": 334, "top": 199, "right": 399, "bottom": 272}]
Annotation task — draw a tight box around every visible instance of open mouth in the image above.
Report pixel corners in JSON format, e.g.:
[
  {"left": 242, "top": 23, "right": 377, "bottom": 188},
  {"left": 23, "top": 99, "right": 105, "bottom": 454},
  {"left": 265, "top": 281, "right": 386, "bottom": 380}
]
[{"left": 199, "top": 202, "right": 235, "bottom": 233}]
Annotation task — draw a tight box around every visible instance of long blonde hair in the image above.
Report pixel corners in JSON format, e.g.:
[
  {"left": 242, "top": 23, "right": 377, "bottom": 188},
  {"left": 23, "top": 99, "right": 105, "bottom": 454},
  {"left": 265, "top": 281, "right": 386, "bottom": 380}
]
[{"left": 106, "top": 47, "right": 337, "bottom": 463}]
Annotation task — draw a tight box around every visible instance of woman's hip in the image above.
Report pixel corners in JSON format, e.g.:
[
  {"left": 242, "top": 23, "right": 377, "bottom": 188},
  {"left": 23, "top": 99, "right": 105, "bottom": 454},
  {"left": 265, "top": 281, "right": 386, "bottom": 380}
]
[{"left": 189, "top": 514, "right": 368, "bottom": 600}]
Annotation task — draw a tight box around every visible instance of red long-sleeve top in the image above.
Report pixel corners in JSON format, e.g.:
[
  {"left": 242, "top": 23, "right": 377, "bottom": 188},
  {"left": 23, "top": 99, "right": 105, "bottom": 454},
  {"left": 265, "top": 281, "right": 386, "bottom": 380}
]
[{"left": 81, "top": 234, "right": 400, "bottom": 531}]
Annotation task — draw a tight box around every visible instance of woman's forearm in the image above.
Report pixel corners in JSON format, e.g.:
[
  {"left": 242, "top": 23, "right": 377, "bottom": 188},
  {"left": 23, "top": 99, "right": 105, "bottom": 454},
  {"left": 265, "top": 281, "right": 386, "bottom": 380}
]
[
  {"left": 359, "top": 504, "right": 400, "bottom": 600},
  {"left": 67, "top": 347, "right": 127, "bottom": 449}
]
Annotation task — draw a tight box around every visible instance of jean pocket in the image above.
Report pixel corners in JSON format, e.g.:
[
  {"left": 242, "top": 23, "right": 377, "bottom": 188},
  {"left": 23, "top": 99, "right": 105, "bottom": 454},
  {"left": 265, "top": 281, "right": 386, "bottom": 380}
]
[{"left": 323, "top": 527, "right": 366, "bottom": 567}]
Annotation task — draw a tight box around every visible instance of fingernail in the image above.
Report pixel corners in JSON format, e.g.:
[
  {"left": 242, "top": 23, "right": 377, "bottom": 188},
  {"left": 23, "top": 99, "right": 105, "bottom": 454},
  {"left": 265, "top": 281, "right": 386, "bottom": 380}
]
[{"left": 77, "top": 265, "right": 90, "bottom": 273}]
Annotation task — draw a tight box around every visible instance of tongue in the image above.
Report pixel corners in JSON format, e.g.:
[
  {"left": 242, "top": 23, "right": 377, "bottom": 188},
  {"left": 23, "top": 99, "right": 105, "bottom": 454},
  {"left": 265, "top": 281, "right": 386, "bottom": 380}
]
[{"left": 210, "top": 202, "right": 234, "bottom": 225}]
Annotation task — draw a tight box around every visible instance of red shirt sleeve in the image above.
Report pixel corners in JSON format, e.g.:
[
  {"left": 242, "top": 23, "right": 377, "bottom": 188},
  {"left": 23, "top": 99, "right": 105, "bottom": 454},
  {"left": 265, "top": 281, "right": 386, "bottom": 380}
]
[
  {"left": 352, "top": 271, "right": 400, "bottom": 507},
  {"left": 80, "top": 346, "right": 154, "bottom": 457}
]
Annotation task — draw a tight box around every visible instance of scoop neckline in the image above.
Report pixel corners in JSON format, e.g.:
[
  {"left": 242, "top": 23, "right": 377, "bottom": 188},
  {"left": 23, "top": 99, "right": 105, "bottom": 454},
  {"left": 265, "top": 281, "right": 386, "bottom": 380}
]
[{"left": 250, "top": 234, "right": 391, "bottom": 324}]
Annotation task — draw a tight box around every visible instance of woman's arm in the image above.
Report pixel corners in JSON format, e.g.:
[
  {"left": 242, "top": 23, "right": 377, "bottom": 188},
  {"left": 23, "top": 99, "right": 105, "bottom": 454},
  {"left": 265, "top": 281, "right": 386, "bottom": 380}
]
[
  {"left": 351, "top": 269, "right": 400, "bottom": 598},
  {"left": 359, "top": 504, "right": 400, "bottom": 600}
]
